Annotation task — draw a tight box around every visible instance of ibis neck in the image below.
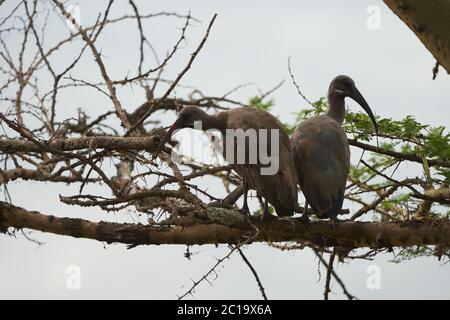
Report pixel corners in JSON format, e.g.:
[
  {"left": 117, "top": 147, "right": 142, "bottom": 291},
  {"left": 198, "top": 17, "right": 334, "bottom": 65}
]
[
  {"left": 200, "top": 113, "right": 227, "bottom": 132},
  {"left": 327, "top": 92, "right": 346, "bottom": 124}
]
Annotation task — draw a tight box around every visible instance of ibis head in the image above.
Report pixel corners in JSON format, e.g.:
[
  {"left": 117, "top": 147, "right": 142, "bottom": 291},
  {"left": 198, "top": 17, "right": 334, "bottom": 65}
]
[
  {"left": 158, "top": 106, "right": 211, "bottom": 150},
  {"left": 328, "top": 75, "right": 378, "bottom": 136},
  {"left": 170, "top": 106, "right": 209, "bottom": 131}
]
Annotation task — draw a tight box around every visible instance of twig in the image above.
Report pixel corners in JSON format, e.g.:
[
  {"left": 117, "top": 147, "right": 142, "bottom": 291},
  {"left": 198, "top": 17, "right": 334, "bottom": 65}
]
[
  {"left": 237, "top": 247, "right": 268, "bottom": 300},
  {"left": 323, "top": 248, "right": 336, "bottom": 300},
  {"left": 349, "top": 139, "right": 450, "bottom": 169},
  {"left": 351, "top": 185, "right": 400, "bottom": 220},
  {"left": 313, "top": 248, "right": 356, "bottom": 300},
  {"left": 125, "top": 13, "right": 218, "bottom": 136},
  {"left": 52, "top": 0, "right": 132, "bottom": 130},
  {"left": 178, "top": 221, "right": 259, "bottom": 299},
  {"left": 432, "top": 61, "right": 439, "bottom": 80},
  {"left": 361, "top": 159, "right": 450, "bottom": 205},
  {"left": 287, "top": 56, "right": 315, "bottom": 108}
]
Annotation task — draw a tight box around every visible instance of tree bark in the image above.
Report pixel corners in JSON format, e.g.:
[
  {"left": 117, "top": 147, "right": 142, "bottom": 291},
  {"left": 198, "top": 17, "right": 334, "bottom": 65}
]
[
  {"left": 384, "top": 0, "right": 450, "bottom": 74},
  {"left": 0, "top": 136, "right": 160, "bottom": 153},
  {"left": 1, "top": 201, "right": 449, "bottom": 248},
  {"left": 1, "top": 136, "right": 448, "bottom": 168}
]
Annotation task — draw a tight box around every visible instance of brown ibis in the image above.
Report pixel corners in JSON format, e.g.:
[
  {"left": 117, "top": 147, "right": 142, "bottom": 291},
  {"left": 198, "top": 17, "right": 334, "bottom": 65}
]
[
  {"left": 159, "top": 106, "right": 299, "bottom": 219},
  {"left": 291, "top": 75, "right": 378, "bottom": 221}
]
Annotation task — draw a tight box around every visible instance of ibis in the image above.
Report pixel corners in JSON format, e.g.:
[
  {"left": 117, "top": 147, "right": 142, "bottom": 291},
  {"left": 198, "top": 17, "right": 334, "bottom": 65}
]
[
  {"left": 159, "top": 106, "right": 299, "bottom": 219},
  {"left": 291, "top": 75, "right": 378, "bottom": 221}
]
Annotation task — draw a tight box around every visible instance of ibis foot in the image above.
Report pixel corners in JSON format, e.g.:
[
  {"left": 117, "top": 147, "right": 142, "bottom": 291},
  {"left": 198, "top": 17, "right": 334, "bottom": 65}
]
[
  {"left": 330, "top": 218, "right": 344, "bottom": 229},
  {"left": 260, "top": 212, "right": 278, "bottom": 224},
  {"left": 331, "top": 219, "right": 336, "bottom": 229},
  {"left": 297, "top": 213, "right": 310, "bottom": 224},
  {"left": 240, "top": 203, "right": 250, "bottom": 216},
  {"left": 289, "top": 214, "right": 310, "bottom": 225},
  {"left": 260, "top": 200, "right": 277, "bottom": 223}
]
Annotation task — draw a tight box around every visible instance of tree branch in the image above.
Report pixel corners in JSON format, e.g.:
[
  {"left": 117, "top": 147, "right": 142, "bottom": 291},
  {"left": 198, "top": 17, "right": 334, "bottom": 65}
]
[
  {"left": 0, "top": 136, "right": 160, "bottom": 153},
  {"left": 125, "top": 13, "right": 218, "bottom": 136},
  {"left": 384, "top": 0, "right": 450, "bottom": 74},
  {"left": 237, "top": 247, "right": 268, "bottom": 300},
  {"left": 348, "top": 139, "right": 450, "bottom": 168},
  {"left": 1, "top": 201, "right": 449, "bottom": 248}
]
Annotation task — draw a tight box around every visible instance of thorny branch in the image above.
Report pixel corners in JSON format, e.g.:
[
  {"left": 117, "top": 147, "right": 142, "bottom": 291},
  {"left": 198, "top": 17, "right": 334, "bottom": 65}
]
[
  {"left": 313, "top": 248, "right": 357, "bottom": 300},
  {"left": 178, "top": 224, "right": 260, "bottom": 300},
  {"left": 323, "top": 248, "right": 336, "bottom": 300},
  {"left": 237, "top": 247, "right": 268, "bottom": 300}
]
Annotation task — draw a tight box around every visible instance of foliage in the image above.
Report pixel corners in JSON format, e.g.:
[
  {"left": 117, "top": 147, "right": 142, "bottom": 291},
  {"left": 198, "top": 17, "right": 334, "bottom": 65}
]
[{"left": 249, "top": 96, "right": 274, "bottom": 111}]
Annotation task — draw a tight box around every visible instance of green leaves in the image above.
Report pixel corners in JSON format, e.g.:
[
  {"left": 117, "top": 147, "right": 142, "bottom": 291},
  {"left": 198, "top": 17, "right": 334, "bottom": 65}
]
[
  {"left": 295, "top": 97, "right": 326, "bottom": 121},
  {"left": 344, "top": 111, "right": 378, "bottom": 141},
  {"left": 249, "top": 96, "right": 274, "bottom": 111},
  {"left": 390, "top": 246, "right": 435, "bottom": 263},
  {"left": 425, "top": 126, "right": 450, "bottom": 161}
]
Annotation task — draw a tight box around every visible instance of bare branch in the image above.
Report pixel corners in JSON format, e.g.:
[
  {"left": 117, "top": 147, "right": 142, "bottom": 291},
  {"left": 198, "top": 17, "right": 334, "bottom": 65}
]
[
  {"left": 237, "top": 247, "right": 268, "bottom": 300},
  {"left": 2, "top": 201, "right": 450, "bottom": 248},
  {"left": 125, "top": 13, "right": 218, "bottom": 136}
]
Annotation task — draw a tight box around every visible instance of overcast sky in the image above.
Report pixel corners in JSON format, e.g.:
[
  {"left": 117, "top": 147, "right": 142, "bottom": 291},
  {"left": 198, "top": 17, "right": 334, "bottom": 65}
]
[{"left": 1, "top": 0, "right": 449, "bottom": 299}]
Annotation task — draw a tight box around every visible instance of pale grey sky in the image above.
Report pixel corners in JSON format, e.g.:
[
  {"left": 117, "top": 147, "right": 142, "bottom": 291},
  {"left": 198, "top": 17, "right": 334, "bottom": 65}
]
[{"left": 0, "top": 0, "right": 449, "bottom": 299}]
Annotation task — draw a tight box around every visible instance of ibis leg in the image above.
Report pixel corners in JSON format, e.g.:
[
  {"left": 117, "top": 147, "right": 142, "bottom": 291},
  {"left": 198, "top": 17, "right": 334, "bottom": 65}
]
[
  {"left": 299, "top": 201, "right": 310, "bottom": 223},
  {"left": 330, "top": 217, "right": 339, "bottom": 229},
  {"left": 263, "top": 199, "right": 269, "bottom": 217},
  {"left": 240, "top": 181, "right": 250, "bottom": 215},
  {"left": 260, "top": 199, "right": 277, "bottom": 223}
]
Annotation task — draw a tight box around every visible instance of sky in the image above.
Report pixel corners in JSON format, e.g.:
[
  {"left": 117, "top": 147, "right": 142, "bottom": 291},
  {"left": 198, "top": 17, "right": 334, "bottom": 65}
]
[{"left": 0, "top": 0, "right": 449, "bottom": 299}]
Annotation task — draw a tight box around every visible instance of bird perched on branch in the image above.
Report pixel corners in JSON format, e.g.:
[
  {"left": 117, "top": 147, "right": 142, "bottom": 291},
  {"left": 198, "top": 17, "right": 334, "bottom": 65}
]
[
  {"left": 158, "top": 106, "right": 299, "bottom": 220},
  {"left": 291, "top": 75, "right": 378, "bottom": 222}
]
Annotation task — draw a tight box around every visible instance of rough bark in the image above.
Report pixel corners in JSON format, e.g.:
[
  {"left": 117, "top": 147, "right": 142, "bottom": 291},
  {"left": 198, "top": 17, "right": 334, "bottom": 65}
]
[
  {"left": 1, "top": 201, "right": 449, "bottom": 248},
  {"left": 1, "top": 136, "right": 448, "bottom": 168},
  {"left": 0, "top": 136, "right": 160, "bottom": 153},
  {"left": 384, "top": 0, "right": 450, "bottom": 74},
  {"left": 0, "top": 167, "right": 89, "bottom": 185}
]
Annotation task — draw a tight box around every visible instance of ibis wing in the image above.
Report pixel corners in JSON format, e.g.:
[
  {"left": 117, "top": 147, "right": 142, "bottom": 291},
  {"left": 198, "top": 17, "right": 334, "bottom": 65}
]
[{"left": 223, "top": 108, "right": 298, "bottom": 216}]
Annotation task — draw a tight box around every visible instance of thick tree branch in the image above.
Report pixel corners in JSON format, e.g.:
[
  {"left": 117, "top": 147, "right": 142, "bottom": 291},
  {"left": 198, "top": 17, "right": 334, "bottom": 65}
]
[
  {"left": 384, "top": 0, "right": 450, "bottom": 74},
  {"left": 1, "top": 201, "right": 449, "bottom": 248},
  {"left": 0, "top": 136, "right": 160, "bottom": 153}
]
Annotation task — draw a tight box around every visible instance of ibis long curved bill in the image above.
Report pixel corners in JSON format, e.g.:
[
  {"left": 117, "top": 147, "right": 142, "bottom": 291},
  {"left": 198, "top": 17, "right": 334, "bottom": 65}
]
[
  {"left": 350, "top": 86, "right": 379, "bottom": 136},
  {"left": 156, "top": 118, "right": 184, "bottom": 155}
]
